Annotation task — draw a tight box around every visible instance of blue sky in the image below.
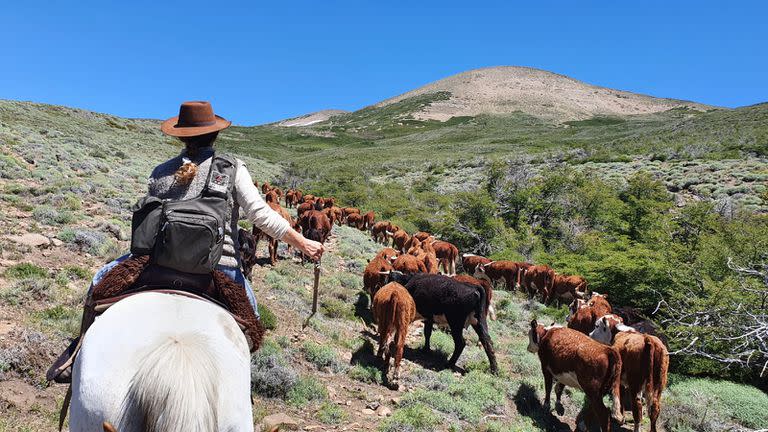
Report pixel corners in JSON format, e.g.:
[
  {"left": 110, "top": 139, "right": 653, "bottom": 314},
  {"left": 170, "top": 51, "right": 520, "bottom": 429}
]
[{"left": 2, "top": 1, "right": 766, "bottom": 125}]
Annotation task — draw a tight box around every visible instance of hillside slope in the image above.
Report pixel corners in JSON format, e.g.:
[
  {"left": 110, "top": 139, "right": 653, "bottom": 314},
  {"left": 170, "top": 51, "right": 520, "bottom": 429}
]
[{"left": 373, "top": 66, "right": 714, "bottom": 122}]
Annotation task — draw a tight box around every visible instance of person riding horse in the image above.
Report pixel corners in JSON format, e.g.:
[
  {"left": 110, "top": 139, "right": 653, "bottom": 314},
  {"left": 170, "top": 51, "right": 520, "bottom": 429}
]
[{"left": 48, "top": 101, "right": 325, "bottom": 383}]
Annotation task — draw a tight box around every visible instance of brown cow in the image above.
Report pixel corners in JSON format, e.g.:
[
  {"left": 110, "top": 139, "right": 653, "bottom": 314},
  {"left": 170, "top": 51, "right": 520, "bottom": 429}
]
[
  {"left": 461, "top": 253, "right": 492, "bottom": 274},
  {"left": 324, "top": 206, "right": 343, "bottom": 226},
  {"left": 302, "top": 194, "right": 315, "bottom": 203},
  {"left": 474, "top": 260, "right": 524, "bottom": 291},
  {"left": 373, "top": 282, "right": 416, "bottom": 388},
  {"left": 324, "top": 197, "right": 335, "bottom": 208},
  {"left": 568, "top": 293, "right": 613, "bottom": 334},
  {"left": 375, "top": 247, "right": 399, "bottom": 262},
  {"left": 370, "top": 221, "right": 391, "bottom": 244},
  {"left": 528, "top": 321, "right": 623, "bottom": 432},
  {"left": 346, "top": 212, "right": 363, "bottom": 228},
  {"left": 364, "top": 255, "right": 396, "bottom": 303},
  {"left": 322, "top": 207, "right": 339, "bottom": 226},
  {"left": 285, "top": 189, "right": 297, "bottom": 208},
  {"left": 297, "top": 201, "right": 314, "bottom": 218},
  {"left": 361, "top": 211, "right": 375, "bottom": 230},
  {"left": 265, "top": 190, "right": 279, "bottom": 204},
  {"left": 412, "top": 231, "right": 431, "bottom": 242},
  {"left": 431, "top": 240, "right": 459, "bottom": 276},
  {"left": 548, "top": 274, "right": 588, "bottom": 304},
  {"left": 407, "top": 237, "right": 438, "bottom": 274},
  {"left": 341, "top": 207, "right": 360, "bottom": 222},
  {"left": 392, "top": 254, "right": 427, "bottom": 274},
  {"left": 272, "top": 187, "right": 283, "bottom": 200},
  {"left": 261, "top": 182, "right": 271, "bottom": 195},
  {"left": 252, "top": 202, "right": 293, "bottom": 266},
  {"left": 298, "top": 209, "right": 331, "bottom": 259},
  {"left": 452, "top": 274, "right": 495, "bottom": 320},
  {"left": 391, "top": 229, "right": 410, "bottom": 253},
  {"left": 590, "top": 315, "right": 669, "bottom": 432},
  {"left": 522, "top": 264, "right": 555, "bottom": 300}
]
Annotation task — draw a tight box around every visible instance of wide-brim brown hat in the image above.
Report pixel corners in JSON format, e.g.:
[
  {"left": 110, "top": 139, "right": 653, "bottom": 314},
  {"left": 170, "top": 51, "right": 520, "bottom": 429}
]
[{"left": 161, "top": 101, "right": 232, "bottom": 137}]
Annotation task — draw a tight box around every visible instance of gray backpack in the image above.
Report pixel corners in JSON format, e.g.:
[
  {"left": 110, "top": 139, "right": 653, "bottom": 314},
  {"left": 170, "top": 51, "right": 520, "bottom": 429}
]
[{"left": 130, "top": 152, "right": 237, "bottom": 274}]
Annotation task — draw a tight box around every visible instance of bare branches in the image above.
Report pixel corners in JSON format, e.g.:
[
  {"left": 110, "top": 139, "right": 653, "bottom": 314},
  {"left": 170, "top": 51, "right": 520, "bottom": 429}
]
[{"left": 661, "top": 256, "right": 768, "bottom": 376}]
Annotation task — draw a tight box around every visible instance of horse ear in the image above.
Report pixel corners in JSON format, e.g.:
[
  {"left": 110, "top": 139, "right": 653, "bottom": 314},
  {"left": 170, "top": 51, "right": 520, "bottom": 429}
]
[{"left": 103, "top": 422, "right": 118, "bottom": 432}]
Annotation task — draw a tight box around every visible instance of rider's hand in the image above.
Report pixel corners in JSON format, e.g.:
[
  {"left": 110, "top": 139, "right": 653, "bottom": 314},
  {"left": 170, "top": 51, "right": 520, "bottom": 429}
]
[{"left": 302, "top": 239, "right": 325, "bottom": 262}]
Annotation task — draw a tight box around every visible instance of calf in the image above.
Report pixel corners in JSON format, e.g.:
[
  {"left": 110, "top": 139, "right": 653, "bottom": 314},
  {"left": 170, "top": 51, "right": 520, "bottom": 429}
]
[
  {"left": 385, "top": 272, "right": 498, "bottom": 374},
  {"left": 528, "top": 321, "right": 623, "bottom": 432},
  {"left": 372, "top": 282, "right": 416, "bottom": 387},
  {"left": 590, "top": 315, "right": 669, "bottom": 432},
  {"left": 548, "top": 274, "right": 588, "bottom": 304},
  {"left": 452, "top": 274, "right": 495, "bottom": 320},
  {"left": 461, "top": 253, "right": 491, "bottom": 274},
  {"left": 432, "top": 240, "right": 459, "bottom": 276}
]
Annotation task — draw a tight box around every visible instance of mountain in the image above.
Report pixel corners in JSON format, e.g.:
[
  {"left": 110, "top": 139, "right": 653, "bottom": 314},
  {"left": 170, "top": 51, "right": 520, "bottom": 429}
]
[
  {"left": 373, "top": 66, "right": 715, "bottom": 122},
  {"left": 277, "top": 109, "right": 348, "bottom": 127}
]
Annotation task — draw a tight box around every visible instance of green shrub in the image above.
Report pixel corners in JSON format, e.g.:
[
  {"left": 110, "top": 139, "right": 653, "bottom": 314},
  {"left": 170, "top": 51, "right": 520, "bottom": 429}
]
[
  {"left": 32, "top": 205, "right": 74, "bottom": 225},
  {"left": 321, "top": 297, "right": 355, "bottom": 320},
  {"left": 301, "top": 341, "right": 346, "bottom": 373},
  {"left": 316, "top": 401, "right": 348, "bottom": 424},
  {"left": 5, "top": 262, "right": 48, "bottom": 279},
  {"left": 32, "top": 305, "right": 80, "bottom": 336},
  {"left": 348, "top": 364, "right": 383, "bottom": 384},
  {"left": 379, "top": 404, "right": 441, "bottom": 432},
  {"left": 664, "top": 378, "right": 768, "bottom": 430},
  {"left": 257, "top": 303, "right": 277, "bottom": 330},
  {"left": 287, "top": 376, "right": 328, "bottom": 406}
]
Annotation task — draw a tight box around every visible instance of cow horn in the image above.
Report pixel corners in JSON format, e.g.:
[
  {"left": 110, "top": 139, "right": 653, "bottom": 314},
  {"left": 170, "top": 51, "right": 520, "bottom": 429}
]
[
  {"left": 378, "top": 271, "right": 391, "bottom": 275},
  {"left": 482, "top": 262, "right": 493, "bottom": 267},
  {"left": 385, "top": 231, "right": 394, "bottom": 236}
]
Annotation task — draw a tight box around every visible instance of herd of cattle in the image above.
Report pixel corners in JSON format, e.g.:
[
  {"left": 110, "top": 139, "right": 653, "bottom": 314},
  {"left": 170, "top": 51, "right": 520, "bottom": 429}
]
[{"left": 242, "top": 183, "right": 669, "bottom": 432}]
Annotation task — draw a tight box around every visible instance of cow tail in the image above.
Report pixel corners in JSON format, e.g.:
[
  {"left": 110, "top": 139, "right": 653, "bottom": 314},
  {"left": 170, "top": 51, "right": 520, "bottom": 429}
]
[
  {"left": 643, "top": 336, "right": 654, "bottom": 400},
  {"left": 607, "top": 348, "right": 623, "bottom": 421},
  {"left": 383, "top": 293, "right": 398, "bottom": 343}
]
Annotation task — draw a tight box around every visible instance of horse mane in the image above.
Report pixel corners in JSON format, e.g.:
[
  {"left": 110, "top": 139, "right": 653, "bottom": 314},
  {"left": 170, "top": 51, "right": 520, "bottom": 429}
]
[{"left": 119, "top": 331, "right": 220, "bottom": 432}]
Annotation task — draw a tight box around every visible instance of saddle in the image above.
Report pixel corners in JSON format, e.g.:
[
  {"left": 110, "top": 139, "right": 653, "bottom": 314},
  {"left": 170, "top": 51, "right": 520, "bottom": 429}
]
[{"left": 89, "top": 255, "right": 264, "bottom": 351}]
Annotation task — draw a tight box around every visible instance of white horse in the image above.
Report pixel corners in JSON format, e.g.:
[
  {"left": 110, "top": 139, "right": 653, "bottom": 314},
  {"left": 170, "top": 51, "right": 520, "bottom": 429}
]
[{"left": 70, "top": 292, "right": 253, "bottom": 432}]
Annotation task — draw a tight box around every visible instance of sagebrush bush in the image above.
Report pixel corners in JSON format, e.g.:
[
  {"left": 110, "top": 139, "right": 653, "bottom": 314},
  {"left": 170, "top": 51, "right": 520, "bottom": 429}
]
[
  {"left": 250, "top": 350, "right": 298, "bottom": 399},
  {"left": 32, "top": 205, "right": 74, "bottom": 225},
  {"left": 664, "top": 378, "right": 768, "bottom": 430},
  {"left": 379, "top": 403, "right": 441, "bottom": 432},
  {"left": 347, "top": 364, "right": 383, "bottom": 384},
  {"left": 316, "top": 401, "right": 348, "bottom": 424},
  {"left": 301, "top": 341, "right": 346, "bottom": 373},
  {"left": 287, "top": 376, "right": 328, "bottom": 406}
]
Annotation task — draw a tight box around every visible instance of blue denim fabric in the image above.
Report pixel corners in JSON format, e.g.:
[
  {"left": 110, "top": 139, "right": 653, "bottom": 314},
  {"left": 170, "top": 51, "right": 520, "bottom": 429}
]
[{"left": 88, "top": 254, "right": 259, "bottom": 319}]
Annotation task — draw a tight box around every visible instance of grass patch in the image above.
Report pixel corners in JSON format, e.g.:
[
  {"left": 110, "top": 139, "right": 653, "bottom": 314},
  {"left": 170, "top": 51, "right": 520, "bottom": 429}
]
[
  {"left": 5, "top": 262, "right": 48, "bottom": 279},
  {"left": 31, "top": 305, "right": 80, "bottom": 336}
]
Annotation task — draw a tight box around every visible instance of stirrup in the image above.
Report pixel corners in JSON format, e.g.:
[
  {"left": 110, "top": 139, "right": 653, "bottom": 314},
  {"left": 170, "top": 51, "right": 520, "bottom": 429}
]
[{"left": 47, "top": 337, "right": 80, "bottom": 384}]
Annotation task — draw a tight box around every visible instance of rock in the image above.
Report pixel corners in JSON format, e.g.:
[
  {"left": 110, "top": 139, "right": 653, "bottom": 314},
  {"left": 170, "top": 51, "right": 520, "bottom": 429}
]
[
  {"left": 376, "top": 406, "right": 392, "bottom": 417},
  {"left": 50, "top": 238, "right": 63, "bottom": 247},
  {"left": 361, "top": 408, "right": 376, "bottom": 416},
  {"left": 0, "top": 259, "right": 18, "bottom": 267},
  {"left": 4, "top": 233, "right": 51, "bottom": 248},
  {"left": 260, "top": 413, "right": 299, "bottom": 431},
  {"left": 366, "top": 401, "right": 380, "bottom": 410},
  {"left": 390, "top": 397, "right": 401, "bottom": 405}
]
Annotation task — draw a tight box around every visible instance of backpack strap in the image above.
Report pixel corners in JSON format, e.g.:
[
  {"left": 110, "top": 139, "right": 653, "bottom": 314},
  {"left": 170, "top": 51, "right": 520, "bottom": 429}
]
[{"left": 204, "top": 151, "right": 238, "bottom": 198}]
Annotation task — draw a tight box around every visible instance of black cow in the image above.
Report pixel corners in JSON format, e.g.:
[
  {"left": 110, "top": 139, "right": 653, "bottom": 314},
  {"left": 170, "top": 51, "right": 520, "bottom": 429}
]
[
  {"left": 383, "top": 271, "right": 498, "bottom": 374},
  {"left": 237, "top": 228, "right": 258, "bottom": 280}
]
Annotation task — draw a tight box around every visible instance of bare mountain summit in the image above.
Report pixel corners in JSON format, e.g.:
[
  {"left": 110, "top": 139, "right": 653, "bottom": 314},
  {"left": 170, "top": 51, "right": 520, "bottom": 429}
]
[
  {"left": 277, "top": 109, "right": 348, "bottom": 127},
  {"left": 375, "top": 66, "right": 714, "bottom": 122}
]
